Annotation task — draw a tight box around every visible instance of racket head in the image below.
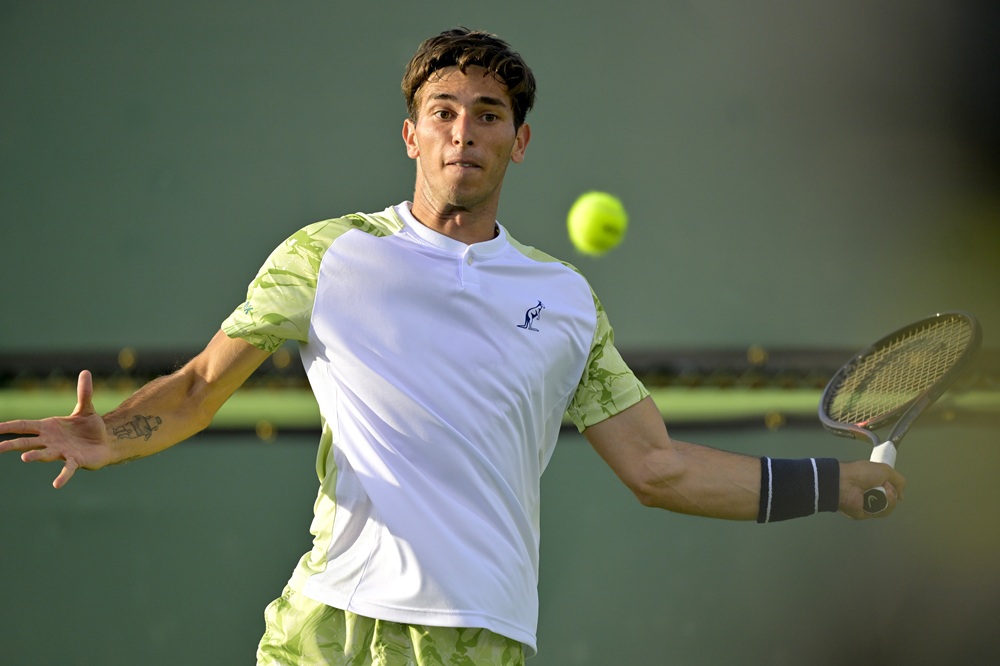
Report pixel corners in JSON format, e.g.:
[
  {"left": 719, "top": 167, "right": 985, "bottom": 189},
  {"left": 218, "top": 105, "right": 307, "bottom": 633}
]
[{"left": 818, "top": 311, "right": 982, "bottom": 446}]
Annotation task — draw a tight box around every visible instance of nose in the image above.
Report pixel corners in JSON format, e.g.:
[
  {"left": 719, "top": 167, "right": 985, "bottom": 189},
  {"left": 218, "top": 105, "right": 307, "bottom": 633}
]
[{"left": 452, "top": 114, "right": 474, "bottom": 146}]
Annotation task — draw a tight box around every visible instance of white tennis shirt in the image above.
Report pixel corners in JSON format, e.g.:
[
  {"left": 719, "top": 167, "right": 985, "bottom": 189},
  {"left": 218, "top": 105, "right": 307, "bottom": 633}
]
[{"left": 222, "top": 203, "right": 647, "bottom": 655}]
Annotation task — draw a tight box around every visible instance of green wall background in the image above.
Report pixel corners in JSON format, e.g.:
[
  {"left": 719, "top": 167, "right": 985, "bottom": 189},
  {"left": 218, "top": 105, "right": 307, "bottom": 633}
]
[
  {"left": 2, "top": 2, "right": 999, "bottom": 664},
  {"left": 2, "top": 0, "right": 998, "bottom": 353},
  {"left": 3, "top": 425, "right": 999, "bottom": 664}
]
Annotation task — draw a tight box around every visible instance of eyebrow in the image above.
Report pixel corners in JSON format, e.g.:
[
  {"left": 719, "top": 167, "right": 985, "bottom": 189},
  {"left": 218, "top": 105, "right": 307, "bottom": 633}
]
[{"left": 427, "top": 92, "right": 509, "bottom": 109}]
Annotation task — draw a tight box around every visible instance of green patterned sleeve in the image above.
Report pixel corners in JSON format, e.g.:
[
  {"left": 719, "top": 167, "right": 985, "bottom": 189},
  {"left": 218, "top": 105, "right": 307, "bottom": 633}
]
[
  {"left": 221, "top": 221, "right": 334, "bottom": 353},
  {"left": 566, "top": 293, "right": 650, "bottom": 431}
]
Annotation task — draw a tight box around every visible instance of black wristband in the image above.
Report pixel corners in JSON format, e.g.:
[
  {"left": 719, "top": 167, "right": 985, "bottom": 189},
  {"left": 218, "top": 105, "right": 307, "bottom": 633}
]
[{"left": 757, "top": 457, "right": 840, "bottom": 523}]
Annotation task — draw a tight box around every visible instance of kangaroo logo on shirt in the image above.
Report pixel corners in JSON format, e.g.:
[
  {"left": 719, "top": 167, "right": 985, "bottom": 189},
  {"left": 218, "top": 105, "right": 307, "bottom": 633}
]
[{"left": 517, "top": 300, "right": 545, "bottom": 332}]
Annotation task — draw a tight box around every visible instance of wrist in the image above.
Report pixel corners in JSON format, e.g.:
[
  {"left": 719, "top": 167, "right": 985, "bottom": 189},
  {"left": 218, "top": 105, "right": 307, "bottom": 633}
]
[{"left": 757, "top": 457, "right": 840, "bottom": 523}]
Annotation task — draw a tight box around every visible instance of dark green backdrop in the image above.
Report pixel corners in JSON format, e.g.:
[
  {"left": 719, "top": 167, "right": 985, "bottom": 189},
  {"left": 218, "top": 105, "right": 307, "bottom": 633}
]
[
  {"left": 2, "top": 1, "right": 998, "bottom": 352},
  {"left": 2, "top": 2, "right": 999, "bottom": 664},
  {"left": 3, "top": 425, "right": 999, "bottom": 664}
]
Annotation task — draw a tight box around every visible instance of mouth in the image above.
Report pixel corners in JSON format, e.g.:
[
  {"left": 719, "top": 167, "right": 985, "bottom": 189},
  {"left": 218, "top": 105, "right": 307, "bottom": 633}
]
[{"left": 446, "top": 157, "right": 482, "bottom": 170}]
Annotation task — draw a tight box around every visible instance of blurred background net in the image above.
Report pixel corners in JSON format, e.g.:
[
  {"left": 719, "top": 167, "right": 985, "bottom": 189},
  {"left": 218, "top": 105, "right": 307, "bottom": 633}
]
[{"left": 3, "top": 344, "right": 997, "bottom": 437}]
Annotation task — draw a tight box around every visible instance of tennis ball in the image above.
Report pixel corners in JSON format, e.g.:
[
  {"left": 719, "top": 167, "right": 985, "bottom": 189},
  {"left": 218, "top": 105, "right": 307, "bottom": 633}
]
[{"left": 567, "top": 191, "right": 628, "bottom": 256}]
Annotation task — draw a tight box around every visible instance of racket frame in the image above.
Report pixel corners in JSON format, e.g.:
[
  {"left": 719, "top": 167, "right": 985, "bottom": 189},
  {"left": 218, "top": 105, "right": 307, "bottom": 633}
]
[{"left": 818, "top": 311, "right": 982, "bottom": 512}]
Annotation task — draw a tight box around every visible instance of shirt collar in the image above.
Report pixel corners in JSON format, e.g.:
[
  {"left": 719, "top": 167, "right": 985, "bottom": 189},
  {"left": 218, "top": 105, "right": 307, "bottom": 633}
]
[{"left": 394, "top": 202, "right": 508, "bottom": 259}]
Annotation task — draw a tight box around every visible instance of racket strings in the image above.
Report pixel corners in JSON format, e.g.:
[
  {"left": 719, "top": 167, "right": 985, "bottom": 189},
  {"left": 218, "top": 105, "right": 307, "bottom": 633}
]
[{"left": 828, "top": 316, "right": 974, "bottom": 426}]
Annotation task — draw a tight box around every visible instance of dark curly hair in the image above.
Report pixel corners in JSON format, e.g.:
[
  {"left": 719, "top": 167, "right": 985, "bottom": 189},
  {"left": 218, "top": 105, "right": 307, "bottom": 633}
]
[{"left": 402, "top": 28, "right": 536, "bottom": 129}]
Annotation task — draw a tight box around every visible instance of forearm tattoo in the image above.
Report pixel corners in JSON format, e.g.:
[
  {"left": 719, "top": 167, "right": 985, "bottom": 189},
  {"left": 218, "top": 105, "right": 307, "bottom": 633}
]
[{"left": 112, "top": 414, "right": 162, "bottom": 441}]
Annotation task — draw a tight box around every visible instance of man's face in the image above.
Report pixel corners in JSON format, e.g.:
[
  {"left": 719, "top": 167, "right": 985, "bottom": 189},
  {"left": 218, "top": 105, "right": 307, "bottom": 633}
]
[{"left": 403, "top": 65, "right": 530, "bottom": 215}]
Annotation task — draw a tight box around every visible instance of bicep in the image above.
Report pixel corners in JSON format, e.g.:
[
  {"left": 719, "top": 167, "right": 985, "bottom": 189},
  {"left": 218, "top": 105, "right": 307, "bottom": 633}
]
[
  {"left": 583, "top": 396, "right": 678, "bottom": 504},
  {"left": 583, "top": 396, "right": 760, "bottom": 518}
]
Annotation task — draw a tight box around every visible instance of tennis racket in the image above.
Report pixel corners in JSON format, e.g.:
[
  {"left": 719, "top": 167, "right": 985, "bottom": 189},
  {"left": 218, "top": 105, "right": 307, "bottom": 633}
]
[{"left": 818, "top": 311, "right": 982, "bottom": 514}]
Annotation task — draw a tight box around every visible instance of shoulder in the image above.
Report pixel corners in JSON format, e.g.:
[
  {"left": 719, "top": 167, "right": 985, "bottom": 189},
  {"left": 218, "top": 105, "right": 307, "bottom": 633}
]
[
  {"left": 265, "top": 208, "right": 405, "bottom": 274},
  {"left": 319, "top": 209, "right": 404, "bottom": 238},
  {"left": 506, "top": 234, "right": 588, "bottom": 281},
  {"left": 289, "top": 208, "right": 404, "bottom": 248},
  {"left": 507, "top": 233, "right": 569, "bottom": 266}
]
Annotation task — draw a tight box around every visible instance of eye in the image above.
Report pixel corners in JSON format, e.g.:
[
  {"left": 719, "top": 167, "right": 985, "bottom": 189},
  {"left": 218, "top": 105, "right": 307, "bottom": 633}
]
[
  {"left": 434, "top": 109, "right": 454, "bottom": 120},
  {"left": 481, "top": 113, "right": 499, "bottom": 123}
]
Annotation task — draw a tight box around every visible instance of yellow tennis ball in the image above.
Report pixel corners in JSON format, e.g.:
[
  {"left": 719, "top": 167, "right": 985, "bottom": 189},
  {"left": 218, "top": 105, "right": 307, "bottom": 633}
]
[{"left": 567, "top": 191, "right": 628, "bottom": 256}]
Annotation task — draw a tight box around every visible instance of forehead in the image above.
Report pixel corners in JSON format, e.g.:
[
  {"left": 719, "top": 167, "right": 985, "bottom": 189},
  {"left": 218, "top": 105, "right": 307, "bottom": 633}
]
[{"left": 417, "top": 65, "right": 511, "bottom": 108}]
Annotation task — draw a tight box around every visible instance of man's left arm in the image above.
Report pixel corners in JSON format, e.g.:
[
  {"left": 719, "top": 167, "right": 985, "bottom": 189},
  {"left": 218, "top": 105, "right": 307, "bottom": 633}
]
[{"left": 582, "top": 396, "right": 906, "bottom": 521}]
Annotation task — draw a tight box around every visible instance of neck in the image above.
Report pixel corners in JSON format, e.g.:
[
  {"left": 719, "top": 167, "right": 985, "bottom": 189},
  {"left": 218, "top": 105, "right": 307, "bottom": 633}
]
[{"left": 409, "top": 198, "right": 499, "bottom": 245}]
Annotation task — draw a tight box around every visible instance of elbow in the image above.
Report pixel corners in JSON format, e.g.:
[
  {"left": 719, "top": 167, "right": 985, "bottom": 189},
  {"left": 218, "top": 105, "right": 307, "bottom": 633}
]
[
  {"left": 190, "top": 384, "right": 220, "bottom": 432},
  {"left": 624, "top": 449, "right": 686, "bottom": 510},
  {"left": 633, "top": 487, "right": 662, "bottom": 509},
  {"left": 177, "top": 367, "right": 221, "bottom": 433},
  {"left": 632, "top": 482, "right": 673, "bottom": 510}
]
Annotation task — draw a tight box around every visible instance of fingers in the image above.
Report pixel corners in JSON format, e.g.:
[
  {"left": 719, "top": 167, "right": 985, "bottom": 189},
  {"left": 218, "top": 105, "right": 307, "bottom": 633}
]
[
  {"left": 840, "top": 460, "right": 906, "bottom": 519},
  {"left": 886, "top": 468, "right": 906, "bottom": 501},
  {"left": 2, "top": 426, "right": 70, "bottom": 463},
  {"left": 9, "top": 440, "right": 81, "bottom": 488},
  {"left": 876, "top": 482, "right": 901, "bottom": 517},
  {"left": 0, "top": 431, "right": 42, "bottom": 454},
  {"left": 1, "top": 370, "right": 94, "bottom": 440},
  {"left": 53, "top": 459, "right": 79, "bottom": 489},
  {"left": 870, "top": 465, "right": 905, "bottom": 509},
  {"left": 71, "top": 370, "right": 96, "bottom": 418},
  {"left": 1, "top": 374, "right": 97, "bottom": 490},
  {"left": 20, "top": 445, "right": 66, "bottom": 463},
  {"left": 865, "top": 478, "right": 902, "bottom": 519},
  {"left": 0, "top": 419, "right": 42, "bottom": 438}
]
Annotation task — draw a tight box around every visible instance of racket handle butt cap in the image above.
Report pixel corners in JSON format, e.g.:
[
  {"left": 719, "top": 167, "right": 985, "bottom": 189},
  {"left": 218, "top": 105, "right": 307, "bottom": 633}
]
[{"left": 863, "top": 487, "right": 889, "bottom": 514}]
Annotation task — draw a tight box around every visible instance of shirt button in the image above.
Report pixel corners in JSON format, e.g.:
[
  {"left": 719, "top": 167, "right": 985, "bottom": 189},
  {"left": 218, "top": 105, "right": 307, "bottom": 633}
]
[{"left": 466, "top": 254, "right": 474, "bottom": 265}]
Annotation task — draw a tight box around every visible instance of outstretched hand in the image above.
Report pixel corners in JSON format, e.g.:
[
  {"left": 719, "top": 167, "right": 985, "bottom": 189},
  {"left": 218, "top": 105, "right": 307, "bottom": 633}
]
[{"left": 0, "top": 370, "right": 116, "bottom": 488}]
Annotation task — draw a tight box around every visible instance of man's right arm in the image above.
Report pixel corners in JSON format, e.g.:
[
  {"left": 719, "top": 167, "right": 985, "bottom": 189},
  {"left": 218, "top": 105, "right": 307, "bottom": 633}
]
[{"left": 0, "top": 330, "right": 271, "bottom": 488}]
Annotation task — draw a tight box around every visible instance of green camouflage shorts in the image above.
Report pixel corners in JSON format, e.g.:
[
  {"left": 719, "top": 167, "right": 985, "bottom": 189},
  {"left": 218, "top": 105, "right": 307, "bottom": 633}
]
[{"left": 256, "top": 586, "right": 525, "bottom": 666}]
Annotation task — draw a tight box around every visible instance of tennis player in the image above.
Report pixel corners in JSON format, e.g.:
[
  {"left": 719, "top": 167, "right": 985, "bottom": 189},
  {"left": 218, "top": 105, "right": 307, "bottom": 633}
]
[{"left": 0, "top": 28, "right": 905, "bottom": 666}]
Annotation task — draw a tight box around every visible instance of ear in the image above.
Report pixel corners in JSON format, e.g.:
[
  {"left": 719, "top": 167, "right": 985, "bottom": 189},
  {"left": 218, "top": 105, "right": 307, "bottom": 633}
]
[
  {"left": 402, "top": 118, "right": 419, "bottom": 159},
  {"left": 510, "top": 122, "right": 531, "bottom": 164}
]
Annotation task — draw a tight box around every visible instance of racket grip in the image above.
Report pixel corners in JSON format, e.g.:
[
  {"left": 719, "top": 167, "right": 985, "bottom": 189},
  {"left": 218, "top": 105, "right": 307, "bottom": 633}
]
[{"left": 863, "top": 441, "right": 898, "bottom": 514}]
